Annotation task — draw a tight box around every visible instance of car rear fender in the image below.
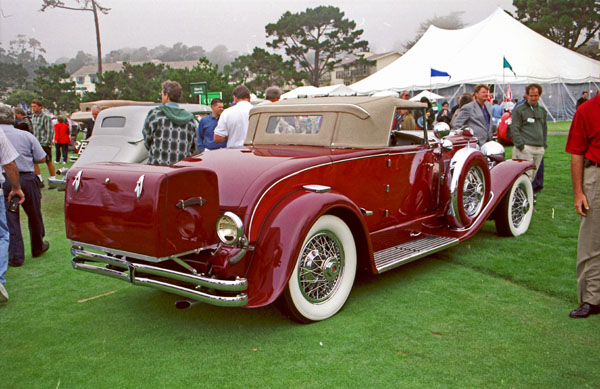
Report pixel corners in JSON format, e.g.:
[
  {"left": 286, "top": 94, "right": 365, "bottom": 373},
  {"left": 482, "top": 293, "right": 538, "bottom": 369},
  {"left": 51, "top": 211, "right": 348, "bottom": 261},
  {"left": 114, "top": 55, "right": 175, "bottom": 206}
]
[{"left": 244, "top": 189, "right": 371, "bottom": 307}]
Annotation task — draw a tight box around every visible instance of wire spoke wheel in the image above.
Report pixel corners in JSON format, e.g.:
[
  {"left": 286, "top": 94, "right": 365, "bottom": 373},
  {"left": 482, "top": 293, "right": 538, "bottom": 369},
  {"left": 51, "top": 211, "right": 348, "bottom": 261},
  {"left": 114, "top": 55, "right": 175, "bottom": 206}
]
[
  {"left": 511, "top": 184, "right": 530, "bottom": 227},
  {"left": 298, "top": 232, "right": 344, "bottom": 303},
  {"left": 282, "top": 215, "right": 356, "bottom": 323},
  {"left": 463, "top": 166, "right": 485, "bottom": 218},
  {"left": 495, "top": 174, "right": 533, "bottom": 237}
]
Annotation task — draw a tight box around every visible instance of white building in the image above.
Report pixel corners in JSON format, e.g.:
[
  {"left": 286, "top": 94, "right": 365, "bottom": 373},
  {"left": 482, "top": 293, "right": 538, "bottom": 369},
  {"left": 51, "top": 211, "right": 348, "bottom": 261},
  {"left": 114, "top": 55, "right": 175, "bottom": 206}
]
[{"left": 320, "top": 51, "right": 402, "bottom": 87}]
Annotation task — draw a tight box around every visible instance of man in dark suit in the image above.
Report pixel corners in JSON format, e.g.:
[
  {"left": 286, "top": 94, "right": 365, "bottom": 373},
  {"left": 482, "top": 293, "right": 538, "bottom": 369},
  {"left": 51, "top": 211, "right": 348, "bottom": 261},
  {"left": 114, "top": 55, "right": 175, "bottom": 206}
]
[
  {"left": 85, "top": 106, "right": 100, "bottom": 139},
  {"left": 451, "top": 84, "right": 493, "bottom": 146}
]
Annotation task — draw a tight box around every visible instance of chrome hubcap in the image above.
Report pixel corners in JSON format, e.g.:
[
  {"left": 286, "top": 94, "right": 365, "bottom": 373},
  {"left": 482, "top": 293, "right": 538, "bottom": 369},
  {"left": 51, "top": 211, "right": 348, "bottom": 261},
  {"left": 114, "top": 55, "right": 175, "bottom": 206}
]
[
  {"left": 298, "top": 232, "right": 344, "bottom": 303},
  {"left": 463, "top": 166, "right": 485, "bottom": 217}
]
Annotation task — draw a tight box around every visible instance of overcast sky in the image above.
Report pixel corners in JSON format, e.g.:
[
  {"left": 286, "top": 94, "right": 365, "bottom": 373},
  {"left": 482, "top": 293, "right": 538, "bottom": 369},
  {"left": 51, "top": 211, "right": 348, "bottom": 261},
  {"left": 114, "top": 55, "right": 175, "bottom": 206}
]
[{"left": 0, "top": 0, "right": 514, "bottom": 63}]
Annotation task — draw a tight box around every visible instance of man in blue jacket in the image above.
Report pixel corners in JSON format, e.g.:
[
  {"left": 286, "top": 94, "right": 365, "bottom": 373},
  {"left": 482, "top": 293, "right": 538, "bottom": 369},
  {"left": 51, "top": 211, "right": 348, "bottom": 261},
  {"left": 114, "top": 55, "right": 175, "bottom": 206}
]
[{"left": 197, "top": 98, "right": 225, "bottom": 152}]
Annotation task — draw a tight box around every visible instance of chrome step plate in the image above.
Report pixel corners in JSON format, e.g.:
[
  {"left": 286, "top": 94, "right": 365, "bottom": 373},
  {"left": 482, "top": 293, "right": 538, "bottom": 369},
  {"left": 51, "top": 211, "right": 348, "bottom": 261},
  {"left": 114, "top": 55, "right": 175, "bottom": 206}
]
[{"left": 374, "top": 235, "right": 459, "bottom": 273}]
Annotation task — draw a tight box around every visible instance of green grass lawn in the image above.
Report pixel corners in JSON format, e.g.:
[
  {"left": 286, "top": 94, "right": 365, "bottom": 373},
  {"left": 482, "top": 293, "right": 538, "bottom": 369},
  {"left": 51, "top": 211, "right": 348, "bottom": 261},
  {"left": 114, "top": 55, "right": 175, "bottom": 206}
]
[
  {"left": 1, "top": 132, "right": 598, "bottom": 388},
  {"left": 548, "top": 120, "right": 571, "bottom": 132}
]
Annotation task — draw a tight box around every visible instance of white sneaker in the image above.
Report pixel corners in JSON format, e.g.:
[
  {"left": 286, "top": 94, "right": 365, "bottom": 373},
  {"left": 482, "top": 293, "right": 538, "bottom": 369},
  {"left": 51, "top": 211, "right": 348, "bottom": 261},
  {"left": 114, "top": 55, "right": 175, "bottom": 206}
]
[{"left": 0, "top": 283, "right": 8, "bottom": 302}]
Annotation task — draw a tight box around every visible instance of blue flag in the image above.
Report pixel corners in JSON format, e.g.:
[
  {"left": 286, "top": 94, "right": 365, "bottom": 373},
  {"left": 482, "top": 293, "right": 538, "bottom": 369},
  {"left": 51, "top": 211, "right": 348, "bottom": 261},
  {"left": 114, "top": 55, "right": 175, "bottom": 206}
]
[{"left": 431, "top": 68, "right": 451, "bottom": 78}]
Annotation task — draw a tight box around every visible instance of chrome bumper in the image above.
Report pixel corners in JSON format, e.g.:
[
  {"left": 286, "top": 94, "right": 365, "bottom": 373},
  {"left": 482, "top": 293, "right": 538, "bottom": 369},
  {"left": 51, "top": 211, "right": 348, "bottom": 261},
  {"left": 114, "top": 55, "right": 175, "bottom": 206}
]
[
  {"left": 71, "top": 246, "right": 248, "bottom": 307},
  {"left": 48, "top": 176, "right": 67, "bottom": 191}
]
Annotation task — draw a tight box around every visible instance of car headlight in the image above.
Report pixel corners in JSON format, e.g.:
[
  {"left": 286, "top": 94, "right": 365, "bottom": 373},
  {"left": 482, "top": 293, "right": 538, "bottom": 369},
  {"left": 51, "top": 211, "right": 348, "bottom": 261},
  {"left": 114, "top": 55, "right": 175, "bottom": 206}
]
[
  {"left": 216, "top": 211, "right": 244, "bottom": 246},
  {"left": 481, "top": 141, "right": 505, "bottom": 163}
]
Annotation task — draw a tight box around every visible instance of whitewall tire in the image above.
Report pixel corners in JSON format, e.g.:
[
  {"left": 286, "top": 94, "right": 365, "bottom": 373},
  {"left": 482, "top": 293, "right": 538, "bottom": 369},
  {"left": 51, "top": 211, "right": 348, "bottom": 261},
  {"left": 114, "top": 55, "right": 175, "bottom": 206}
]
[{"left": 282, "top": 215, "right": 357, "bottom": 323}]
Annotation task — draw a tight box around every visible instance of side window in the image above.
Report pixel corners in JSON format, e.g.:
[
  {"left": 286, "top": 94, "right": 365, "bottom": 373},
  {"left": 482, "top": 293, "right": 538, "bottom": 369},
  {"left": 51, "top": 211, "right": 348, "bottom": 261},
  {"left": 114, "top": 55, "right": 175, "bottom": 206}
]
[
  {"left": 265, "top": 115, "right": 323, "bottom": 135},
  {"left": 390, "top": 108, "right": 426, "bottom": 146}
]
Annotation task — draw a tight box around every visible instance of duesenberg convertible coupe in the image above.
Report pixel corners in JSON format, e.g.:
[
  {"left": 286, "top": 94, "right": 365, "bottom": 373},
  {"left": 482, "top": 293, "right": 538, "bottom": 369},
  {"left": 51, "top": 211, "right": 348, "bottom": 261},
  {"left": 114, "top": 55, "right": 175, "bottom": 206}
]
[{"left": 65, "top": 96, "right": 534, "bottom": 323}]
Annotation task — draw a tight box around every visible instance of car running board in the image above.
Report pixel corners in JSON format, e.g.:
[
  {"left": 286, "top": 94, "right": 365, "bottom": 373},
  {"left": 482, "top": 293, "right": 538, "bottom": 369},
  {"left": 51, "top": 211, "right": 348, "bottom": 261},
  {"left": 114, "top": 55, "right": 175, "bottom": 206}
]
[{"left": 374, "top": 235, "right": 459, "bottom": 273}]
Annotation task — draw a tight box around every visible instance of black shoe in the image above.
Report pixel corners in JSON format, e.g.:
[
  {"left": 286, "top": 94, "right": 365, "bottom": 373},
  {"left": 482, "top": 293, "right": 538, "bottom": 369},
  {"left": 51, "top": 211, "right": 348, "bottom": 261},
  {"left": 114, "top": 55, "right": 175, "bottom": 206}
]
[
  {"left": 8, "top": 261, "right": 23, "bottom": 267},
  {"left": 569, "top": 303, "right": 600, "bottom": 318},
  {"left": 32, "top": 241, "right": 50, "bottom": 258}
]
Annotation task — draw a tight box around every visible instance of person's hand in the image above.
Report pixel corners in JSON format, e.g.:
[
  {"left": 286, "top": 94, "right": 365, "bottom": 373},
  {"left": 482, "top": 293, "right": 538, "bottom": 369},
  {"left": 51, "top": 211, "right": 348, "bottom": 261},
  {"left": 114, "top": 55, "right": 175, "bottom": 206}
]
[
  {"left": 8, "top": 188, "right": 25, "bottom": 205},
  {"left": 574, "top": 191, "right": 589, "bottom": 217}
]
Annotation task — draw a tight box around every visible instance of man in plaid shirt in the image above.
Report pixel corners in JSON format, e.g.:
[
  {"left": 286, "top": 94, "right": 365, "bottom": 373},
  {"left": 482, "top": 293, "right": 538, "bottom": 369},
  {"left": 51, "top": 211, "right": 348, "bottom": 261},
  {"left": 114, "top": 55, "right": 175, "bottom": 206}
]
[
  {"left": 30, "top": 99, "right": 56, "bottom": 186},
  {"left": 142, "top": 81, "right": 198, "bottom": 166}
]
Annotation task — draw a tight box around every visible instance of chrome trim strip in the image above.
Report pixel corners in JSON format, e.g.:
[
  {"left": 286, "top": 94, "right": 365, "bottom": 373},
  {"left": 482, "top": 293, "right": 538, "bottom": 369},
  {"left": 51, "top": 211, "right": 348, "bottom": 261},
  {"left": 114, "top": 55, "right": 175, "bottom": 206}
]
[
  {"left": 70, "top": 240, "right": 211, "bottom": 263},
  {"left": 248, "top": 150, "right": 422, "bottom": 238},
  {"left": 303, "top": 184, "right": 331, "bottom": 193},
  {"left": 253, "top": 103, "right": 371, "bottom": 118}
]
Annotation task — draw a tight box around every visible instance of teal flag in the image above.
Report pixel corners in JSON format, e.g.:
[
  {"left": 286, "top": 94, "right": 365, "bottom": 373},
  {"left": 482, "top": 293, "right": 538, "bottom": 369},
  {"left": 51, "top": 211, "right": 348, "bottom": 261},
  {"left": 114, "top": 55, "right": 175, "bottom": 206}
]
[{"left": 503, "top": 57, "right": 516, "bottom": 76}]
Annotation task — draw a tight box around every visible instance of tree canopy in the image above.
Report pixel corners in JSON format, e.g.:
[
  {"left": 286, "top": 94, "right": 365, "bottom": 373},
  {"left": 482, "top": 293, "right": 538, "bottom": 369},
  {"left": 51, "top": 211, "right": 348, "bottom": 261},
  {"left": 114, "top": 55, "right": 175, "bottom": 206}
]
[
  {"left": 225, "top": 48, "right": 305, "bottom": 94},
  {"left": 3, "top": 34, "right": 48, "bottom": 77},
  {"left": 404, "top": 12, "right": 465, "bottom": 51},
  {"left": 266, "top": 6, "right": 369, "bottom": 86},
  {"left": 34, "top": 64, "right": 78, "bottom": 112},
  {"left": 512, "top": 0, "right": 600, "bottom": 50}
]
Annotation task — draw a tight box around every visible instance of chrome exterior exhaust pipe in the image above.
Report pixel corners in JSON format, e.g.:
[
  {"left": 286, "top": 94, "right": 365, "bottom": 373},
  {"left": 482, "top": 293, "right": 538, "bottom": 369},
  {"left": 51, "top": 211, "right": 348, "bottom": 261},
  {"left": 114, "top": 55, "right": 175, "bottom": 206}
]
[{"left": 175, "top": 299, "right": 201, "bottom": 310}]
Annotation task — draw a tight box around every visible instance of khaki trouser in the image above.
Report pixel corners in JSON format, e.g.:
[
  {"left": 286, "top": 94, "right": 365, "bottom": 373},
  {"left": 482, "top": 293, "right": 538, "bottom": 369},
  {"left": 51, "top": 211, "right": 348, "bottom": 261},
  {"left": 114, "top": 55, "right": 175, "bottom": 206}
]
[
  {"left": 513, "top": 145, "right": 545, "bottom": 182},
  {"left": 577, "top": 164, "right": 600, "bottom": 305}
]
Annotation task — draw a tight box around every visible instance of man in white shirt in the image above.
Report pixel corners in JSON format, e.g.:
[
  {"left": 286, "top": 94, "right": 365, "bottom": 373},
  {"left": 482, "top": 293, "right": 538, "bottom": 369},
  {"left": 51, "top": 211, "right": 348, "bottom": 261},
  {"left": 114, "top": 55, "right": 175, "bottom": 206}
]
[{"left": 214, "top": 85, "right": 253, "bottom": 147}]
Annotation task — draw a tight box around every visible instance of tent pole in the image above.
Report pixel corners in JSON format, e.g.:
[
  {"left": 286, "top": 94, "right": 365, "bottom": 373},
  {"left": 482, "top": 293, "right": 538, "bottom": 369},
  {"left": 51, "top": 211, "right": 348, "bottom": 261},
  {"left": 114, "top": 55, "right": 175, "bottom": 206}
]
[{"left": 502, "top": 66, "right": 505, "bottom": 102}]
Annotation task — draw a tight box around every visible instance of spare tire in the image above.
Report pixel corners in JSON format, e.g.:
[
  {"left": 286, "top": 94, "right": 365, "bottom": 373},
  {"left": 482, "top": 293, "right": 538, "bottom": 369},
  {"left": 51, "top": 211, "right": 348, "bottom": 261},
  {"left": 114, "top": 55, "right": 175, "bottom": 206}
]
[{"left": 447, "top": 149, "right": 491, "bottom": 229}]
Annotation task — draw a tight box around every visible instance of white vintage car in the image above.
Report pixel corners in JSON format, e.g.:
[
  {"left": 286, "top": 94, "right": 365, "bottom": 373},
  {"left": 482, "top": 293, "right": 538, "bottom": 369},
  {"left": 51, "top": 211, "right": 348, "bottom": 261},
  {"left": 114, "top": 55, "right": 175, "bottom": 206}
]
[{"left": 50, "top": 103, "right": 210, "bottom": 189}]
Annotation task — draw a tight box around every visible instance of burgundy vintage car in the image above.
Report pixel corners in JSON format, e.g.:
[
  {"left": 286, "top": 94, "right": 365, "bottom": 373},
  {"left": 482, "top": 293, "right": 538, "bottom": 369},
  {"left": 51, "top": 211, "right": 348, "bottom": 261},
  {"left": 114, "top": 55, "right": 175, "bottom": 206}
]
[{"left": 65, "top": 96, "right": 534, "bottom": 322}]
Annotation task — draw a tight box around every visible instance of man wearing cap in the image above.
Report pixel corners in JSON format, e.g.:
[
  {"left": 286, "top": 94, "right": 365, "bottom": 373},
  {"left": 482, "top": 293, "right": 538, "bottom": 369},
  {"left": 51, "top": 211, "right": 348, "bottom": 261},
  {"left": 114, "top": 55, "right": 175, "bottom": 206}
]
[
  {"left": 566, "top": 93, "right": 600, "bottom": 318},
  {"left": 0, "top": 122, "right": 25, "bottom": 302},
  {"left": 0, "top": 105, "right": 49, "bottom": 266}
]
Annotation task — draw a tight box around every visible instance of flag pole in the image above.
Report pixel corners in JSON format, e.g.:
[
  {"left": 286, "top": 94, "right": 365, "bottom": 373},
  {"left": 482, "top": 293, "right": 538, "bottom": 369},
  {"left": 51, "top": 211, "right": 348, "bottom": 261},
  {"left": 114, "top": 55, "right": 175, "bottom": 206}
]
[
  {"left": 430, "top": 68, "right": 432, "bottom": 96},
  {"left": 503, "top": 66, "right": 505, "bottom": 101}
]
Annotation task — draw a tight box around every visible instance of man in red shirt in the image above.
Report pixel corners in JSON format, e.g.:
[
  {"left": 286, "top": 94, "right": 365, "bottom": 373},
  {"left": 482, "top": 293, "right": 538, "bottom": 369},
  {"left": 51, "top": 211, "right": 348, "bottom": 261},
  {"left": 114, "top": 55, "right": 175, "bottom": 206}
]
[{"left": 565, "top": 94, "right": 600, "bottom": 318}]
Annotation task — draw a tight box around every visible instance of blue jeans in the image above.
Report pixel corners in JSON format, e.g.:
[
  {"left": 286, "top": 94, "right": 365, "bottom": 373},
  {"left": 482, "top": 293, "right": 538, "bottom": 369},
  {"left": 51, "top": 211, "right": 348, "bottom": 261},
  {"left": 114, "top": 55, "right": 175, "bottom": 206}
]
[{"left": 0, "top": 183, "right": 8, "bottom": 285}]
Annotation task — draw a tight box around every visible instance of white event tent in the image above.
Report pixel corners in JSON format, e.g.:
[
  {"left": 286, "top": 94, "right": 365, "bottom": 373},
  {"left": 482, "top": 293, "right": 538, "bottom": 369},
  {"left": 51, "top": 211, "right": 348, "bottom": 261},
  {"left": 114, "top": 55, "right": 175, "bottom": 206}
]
[
  {"left": 281, "top": 84, "right": 356, "bottom": 99},
  {"left": 409, "top": 90, "right": 445, "bottom": 102},
  {"left": 351, "top": 8, "right": 600, "bottom": 120}
]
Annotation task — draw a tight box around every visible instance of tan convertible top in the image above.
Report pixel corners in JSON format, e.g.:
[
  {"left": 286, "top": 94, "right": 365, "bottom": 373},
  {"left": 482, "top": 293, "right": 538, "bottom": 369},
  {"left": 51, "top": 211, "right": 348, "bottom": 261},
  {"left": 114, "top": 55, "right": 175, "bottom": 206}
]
[{"left": 247, "top": 96, "right": 427, "bottom": 148}]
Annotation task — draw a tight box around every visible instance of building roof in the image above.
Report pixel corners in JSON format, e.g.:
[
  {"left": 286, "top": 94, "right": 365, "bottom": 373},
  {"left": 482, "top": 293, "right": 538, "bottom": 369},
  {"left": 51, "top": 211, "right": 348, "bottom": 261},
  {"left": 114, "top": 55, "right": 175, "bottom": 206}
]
[{"left": 336, "top": 51, "right": 400, "bottom": 67}]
